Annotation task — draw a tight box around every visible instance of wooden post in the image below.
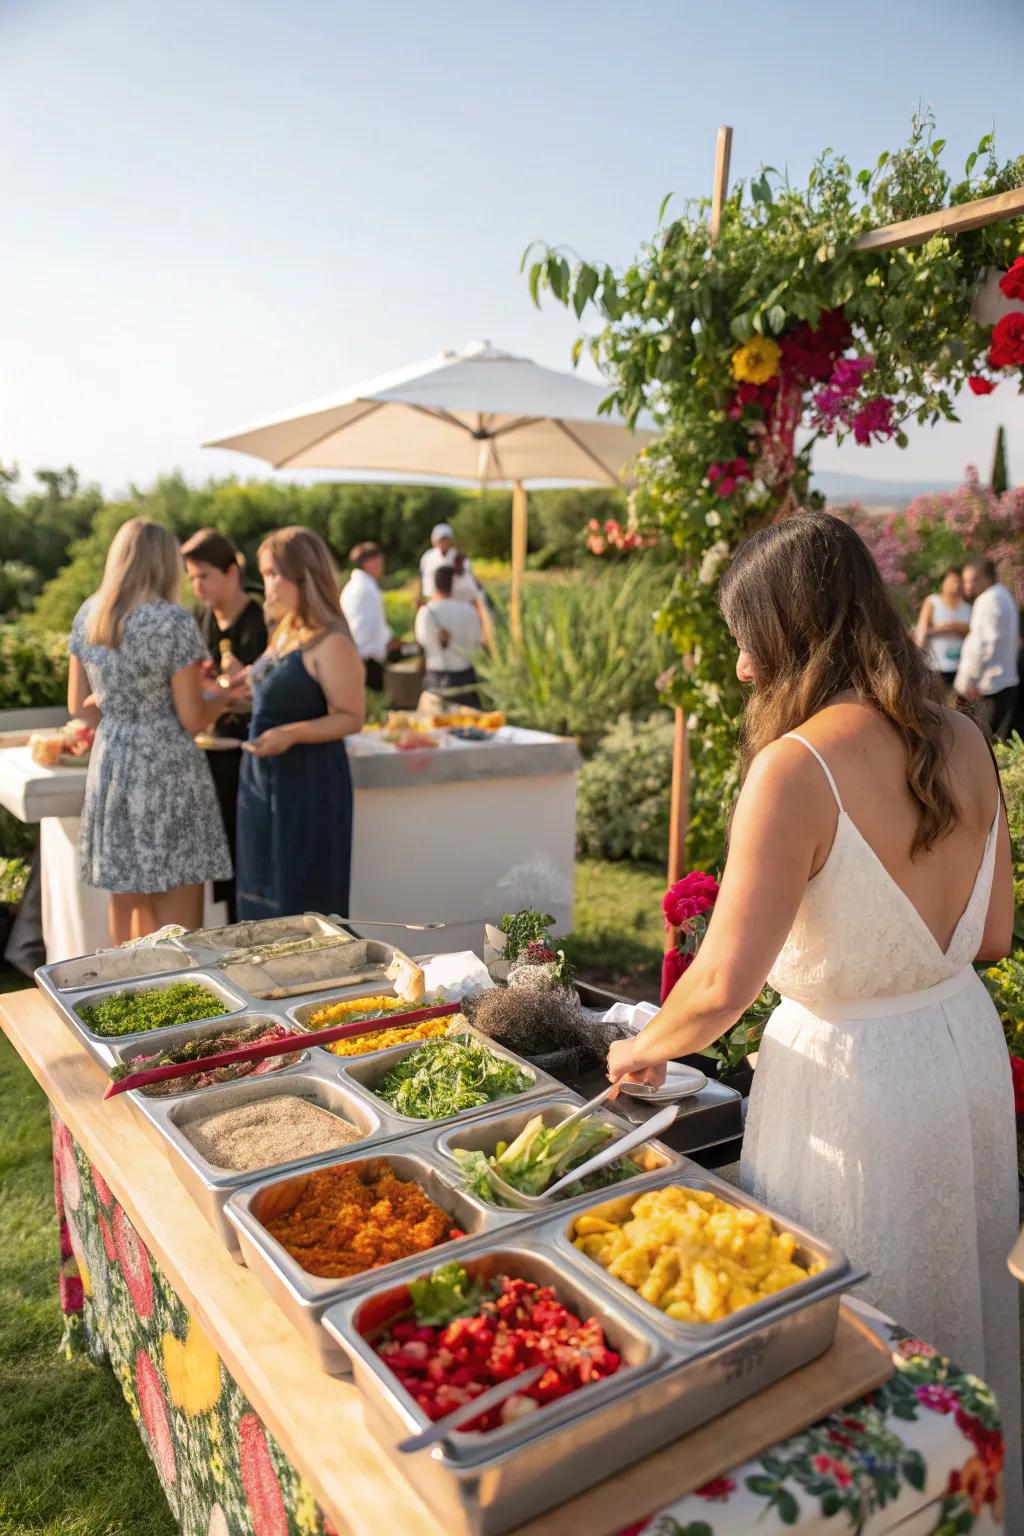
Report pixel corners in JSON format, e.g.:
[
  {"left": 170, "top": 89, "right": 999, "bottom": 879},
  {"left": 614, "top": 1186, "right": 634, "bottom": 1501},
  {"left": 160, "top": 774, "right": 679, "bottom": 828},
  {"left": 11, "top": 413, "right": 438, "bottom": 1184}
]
[
  {"left": 667, "top": 125, "right": 733, "bottom": 888},
  {"left": 510, "top": 480, "right": 528, "bottom": 645}
]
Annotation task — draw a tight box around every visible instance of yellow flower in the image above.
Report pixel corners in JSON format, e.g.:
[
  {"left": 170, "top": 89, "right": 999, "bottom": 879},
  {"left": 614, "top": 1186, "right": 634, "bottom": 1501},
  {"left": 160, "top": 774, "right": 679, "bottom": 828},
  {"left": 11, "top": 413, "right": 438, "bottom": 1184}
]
[
  {"left": 294, "top": 1483, "right": 319, "bottom": 1536},
  {"left": 731, "top": 337, "right": 781, "bottom": 384},
  {"left": 162, "top": 1319, "right": 222, "bottom": 1415}
]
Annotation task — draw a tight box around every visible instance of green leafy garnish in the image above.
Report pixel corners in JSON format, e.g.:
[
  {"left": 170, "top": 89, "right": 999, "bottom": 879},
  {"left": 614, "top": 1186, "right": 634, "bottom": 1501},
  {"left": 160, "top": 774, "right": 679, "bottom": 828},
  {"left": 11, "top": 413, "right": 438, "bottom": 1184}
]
[
  {"left": 78, "top": 982, "right": 228, "bottom": 1038},
  {"left": 408, "top": 1262, "right": 484, "bottom": 1326},
  {"left": 374, "top": 1034, "right": 531, "bottom": 1120},
  {"left": 498, "top": 910, "right": 555, "bottom": 965}
]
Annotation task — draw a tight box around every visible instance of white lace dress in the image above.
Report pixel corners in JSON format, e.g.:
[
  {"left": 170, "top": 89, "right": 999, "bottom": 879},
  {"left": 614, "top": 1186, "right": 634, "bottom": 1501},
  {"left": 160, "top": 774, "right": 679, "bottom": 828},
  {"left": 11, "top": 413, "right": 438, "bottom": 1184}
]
[{"left": 742, "top": 734, "right": 1022, "bottom": 1523}]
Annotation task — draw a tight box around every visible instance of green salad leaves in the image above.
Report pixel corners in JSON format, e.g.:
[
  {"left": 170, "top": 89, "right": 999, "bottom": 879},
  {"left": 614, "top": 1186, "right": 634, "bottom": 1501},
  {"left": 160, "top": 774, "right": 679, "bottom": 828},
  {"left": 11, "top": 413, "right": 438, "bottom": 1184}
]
[
  {"left": 453, "top": 1111, "right": 637, "bottom": 1206},
  {"left": 373, "top": 1034, "right": 532, "bottom": 1120}
]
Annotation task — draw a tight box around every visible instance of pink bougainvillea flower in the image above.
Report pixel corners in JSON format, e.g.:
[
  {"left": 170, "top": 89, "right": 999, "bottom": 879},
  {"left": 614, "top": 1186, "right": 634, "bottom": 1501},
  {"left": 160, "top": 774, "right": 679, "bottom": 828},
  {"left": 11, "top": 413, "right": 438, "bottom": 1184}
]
[
  {"left": 706, "top": 463, "right": 722, "bottom": 483},
  {"left": 239, "top": 1413, "right": 289, "bottom": 1536},
  {"left": 829, "top": 356, "right": 874, "bottom": 395},
  {"left": 998, "top": 256, "right": 1024, "bottom": 302},
  {"left": 136, "top": 1349, "right": 177, "bottom": 1485},
  {"left": 989, "top": 311, "right": 1024, "bottom": 368},
  {"left": 968, "top": 376, "right": 997, "bottom": 396},
  {"left": 781, "top": 307, "right": 852, "bottom": 383},
  {"left": 852, "top": 397, "right": 896, "bottom": 445},
  {"left": 113, "top": 1204, "right": 154, "bottom": 1319}
]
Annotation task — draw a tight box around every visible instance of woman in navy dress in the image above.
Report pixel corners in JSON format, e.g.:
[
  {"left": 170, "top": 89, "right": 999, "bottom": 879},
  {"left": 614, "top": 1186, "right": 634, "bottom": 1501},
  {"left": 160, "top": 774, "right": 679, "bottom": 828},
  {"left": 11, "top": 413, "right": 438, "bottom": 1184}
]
[{"left": 236, "top": 527, "right": 365, "bottom": 920}]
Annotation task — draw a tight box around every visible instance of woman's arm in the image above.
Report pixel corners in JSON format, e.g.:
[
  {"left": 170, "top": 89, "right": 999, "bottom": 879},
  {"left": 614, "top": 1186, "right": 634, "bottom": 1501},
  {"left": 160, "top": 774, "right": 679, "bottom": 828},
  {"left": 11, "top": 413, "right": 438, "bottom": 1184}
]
[
  {"left": 246, "top": 633, "right": 365, "bottom": 756},
  {"left": 171, "top": 662, "right": 235, "bottom": 738},
  {"left": 914, "top": 596, "right": 934, "bottom": 648},
  {"left": 67, "top": 655, "right": 101, "bottom": 727},
  {"left": 609, "top": 742, "right": 828, "bottom": 1082}
]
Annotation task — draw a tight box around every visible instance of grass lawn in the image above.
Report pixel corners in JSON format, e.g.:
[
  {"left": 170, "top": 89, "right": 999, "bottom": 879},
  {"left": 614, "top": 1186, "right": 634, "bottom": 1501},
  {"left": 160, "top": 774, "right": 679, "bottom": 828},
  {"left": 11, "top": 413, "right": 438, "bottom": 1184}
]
[
  {"left": 0, "top": 976, "right": 175, "bottom": 1536},
  {"left": 565, "top": 857, "right": 664, "bottom": 1000}
]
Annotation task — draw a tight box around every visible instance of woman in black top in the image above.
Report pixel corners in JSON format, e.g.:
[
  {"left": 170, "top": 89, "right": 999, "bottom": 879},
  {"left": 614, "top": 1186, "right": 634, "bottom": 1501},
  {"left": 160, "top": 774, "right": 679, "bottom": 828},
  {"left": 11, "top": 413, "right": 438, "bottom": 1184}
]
[{"left": 182, "top": 528, "right": 267, "bottom": 921}]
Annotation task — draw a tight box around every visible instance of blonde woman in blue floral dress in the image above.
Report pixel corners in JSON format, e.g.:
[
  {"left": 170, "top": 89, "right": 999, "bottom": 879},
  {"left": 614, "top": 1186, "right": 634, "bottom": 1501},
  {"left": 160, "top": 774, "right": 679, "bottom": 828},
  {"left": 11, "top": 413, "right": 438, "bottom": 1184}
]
[{"left": 68, "top": 518, "right": 235, "bottom": 944}]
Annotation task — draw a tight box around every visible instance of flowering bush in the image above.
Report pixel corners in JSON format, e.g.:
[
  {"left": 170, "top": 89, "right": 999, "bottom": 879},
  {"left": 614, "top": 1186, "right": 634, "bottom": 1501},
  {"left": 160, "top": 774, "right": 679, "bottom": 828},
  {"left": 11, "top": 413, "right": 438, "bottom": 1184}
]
[
  {"left": 661, "top": 870, "right": 720, "bottom": 1001},
  {"left": 584, "top": 517, "right": 657, "bottom": 557},
  {"left": 843, "top": 470, "right": 1024, "bottom": 617},
  {"left": 526, "top": 115, "right": 1024, "bottom": 859}
]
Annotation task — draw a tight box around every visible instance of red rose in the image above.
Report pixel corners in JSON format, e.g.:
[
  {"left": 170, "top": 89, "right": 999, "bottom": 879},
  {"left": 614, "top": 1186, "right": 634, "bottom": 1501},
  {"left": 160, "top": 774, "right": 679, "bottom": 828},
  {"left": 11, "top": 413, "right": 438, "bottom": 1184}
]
[
  {"left": 660, "top": 946, "right": 693, "bottom": 1002},
  {"left": 998, "top": 257, "right": 1024, "bottom": 302},
  {"left": 663, "top": 871, "right": 720, "bottom": 928},
  {"left": 1011, "top": 1055, "right": 1024, "bottom": 1114},
  {"left": 989, "top": 311, "right": 1024, "bottom": 369},
  {"left": 706, "top": 463, "right": 722, "bottom": 483},
  {"left": 968, "top": 377, "right": 997, "bottom": 396},
  {"left": 717, "top": 476, "right": 737, "bottom": 497}
]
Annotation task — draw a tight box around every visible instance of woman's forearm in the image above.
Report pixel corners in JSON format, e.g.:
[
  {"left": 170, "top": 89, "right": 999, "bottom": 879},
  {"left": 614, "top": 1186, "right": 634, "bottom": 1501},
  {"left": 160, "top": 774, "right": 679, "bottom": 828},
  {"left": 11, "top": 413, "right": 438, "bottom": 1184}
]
[
  {"left": 629, "top": 958, "right": 763, "bottom": 1068},
  {"left": 281, "top": 711, "right": 363, "bottom": 744}
]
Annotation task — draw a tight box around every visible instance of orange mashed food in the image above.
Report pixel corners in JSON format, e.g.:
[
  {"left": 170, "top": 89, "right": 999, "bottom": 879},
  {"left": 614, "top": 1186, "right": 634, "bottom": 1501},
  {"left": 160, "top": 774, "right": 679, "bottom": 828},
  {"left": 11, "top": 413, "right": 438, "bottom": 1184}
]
[{"left": 264, "top": 1163, "right": 457, "bottom": 1279}]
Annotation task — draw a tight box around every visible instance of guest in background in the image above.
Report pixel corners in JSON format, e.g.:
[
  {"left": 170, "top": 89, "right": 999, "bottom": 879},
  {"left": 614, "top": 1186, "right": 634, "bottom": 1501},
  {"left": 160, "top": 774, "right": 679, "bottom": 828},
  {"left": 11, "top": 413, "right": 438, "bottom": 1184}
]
[
  {"left": 414, "top": 563, "right": 483, "bottom": 707},
  {"left": 419, "top": 522, "right": 481, "bottom": 601},
  {"left": 914, "top": 566, "right": 971, "bottom": 692},
  {"left": 236, "top": 527, "right": 365, "bottom": 921},
  {"left": 955, "top": 556, "right": 1020, "bottom": 739},
  {"left": 68, "top": 518, "right": 233, "bottom": 943},
  {"left": 182, "top": 528, "right": 267, "bottom": 921},
  {"left": 340, "top": 542, "right": 398, "bottom": 691}
]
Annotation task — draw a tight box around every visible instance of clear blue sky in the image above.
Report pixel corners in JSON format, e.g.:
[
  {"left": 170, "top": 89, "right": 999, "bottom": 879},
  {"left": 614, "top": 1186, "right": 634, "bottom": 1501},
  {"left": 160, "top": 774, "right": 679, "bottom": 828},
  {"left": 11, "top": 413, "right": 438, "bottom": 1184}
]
[{"left": 3, "top": 0, "right": 1024, "bottom": 496}]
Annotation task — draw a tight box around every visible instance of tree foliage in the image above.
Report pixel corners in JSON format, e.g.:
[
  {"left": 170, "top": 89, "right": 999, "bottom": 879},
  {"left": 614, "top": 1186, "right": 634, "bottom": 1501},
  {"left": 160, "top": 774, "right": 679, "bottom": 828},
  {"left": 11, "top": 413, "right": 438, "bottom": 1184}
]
[{"left": 525, "top": 115, "right": 1024, "bottom": 857}]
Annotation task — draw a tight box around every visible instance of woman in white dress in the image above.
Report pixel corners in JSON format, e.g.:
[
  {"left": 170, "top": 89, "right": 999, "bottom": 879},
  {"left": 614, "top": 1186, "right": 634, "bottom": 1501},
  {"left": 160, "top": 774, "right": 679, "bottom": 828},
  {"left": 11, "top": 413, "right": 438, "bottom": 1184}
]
[
  {"left": 608, "top": 510, "right": 1021, "bottom": 1519},
  {"left": 915, "top": 565, "right": 972, "bottom": 690}
]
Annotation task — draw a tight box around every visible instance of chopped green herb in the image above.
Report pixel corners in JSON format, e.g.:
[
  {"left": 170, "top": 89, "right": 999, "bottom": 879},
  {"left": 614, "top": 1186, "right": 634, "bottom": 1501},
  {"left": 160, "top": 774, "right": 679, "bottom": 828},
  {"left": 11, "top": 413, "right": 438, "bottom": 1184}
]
[{"left": 78, "top": 981, "right": 229, "bottom": 1038}]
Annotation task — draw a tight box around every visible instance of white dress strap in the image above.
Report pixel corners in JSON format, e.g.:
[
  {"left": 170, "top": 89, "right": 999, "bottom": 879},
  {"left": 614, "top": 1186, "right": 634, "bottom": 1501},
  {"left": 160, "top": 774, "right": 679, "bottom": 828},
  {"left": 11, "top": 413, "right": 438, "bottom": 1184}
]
[{"left": 782, "top": 733, "right": 844, "bottom": 811}]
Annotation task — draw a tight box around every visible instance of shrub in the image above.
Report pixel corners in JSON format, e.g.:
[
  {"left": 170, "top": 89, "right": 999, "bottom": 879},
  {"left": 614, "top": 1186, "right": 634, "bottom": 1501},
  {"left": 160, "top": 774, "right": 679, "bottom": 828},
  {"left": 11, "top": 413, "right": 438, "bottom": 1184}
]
[
  {"left": 0, "top": 623, "right": 68, "bottom": 710},
  {"left": 0, "top": 856, "right": 30, "bottom": 907},
  {"left": 576, "top": 714, "right": 674, "bottom": 862},
  {"left": 475, "top": 563, "right": 671, "bottom": 741},
  {"left": 982, "top": 955, "right": 1024, "bottom": 1060}
]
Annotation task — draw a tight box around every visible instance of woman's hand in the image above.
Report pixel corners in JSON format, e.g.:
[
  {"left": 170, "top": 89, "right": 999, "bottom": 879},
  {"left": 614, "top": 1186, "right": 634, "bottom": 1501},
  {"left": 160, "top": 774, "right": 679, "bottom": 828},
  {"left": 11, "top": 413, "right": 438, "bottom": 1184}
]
[
  {"left": 606, "top": 1036, "right": 668, "bottom": 1099},
  {"left": 243, "top": 727, "right": 293, "bottom": 757}
]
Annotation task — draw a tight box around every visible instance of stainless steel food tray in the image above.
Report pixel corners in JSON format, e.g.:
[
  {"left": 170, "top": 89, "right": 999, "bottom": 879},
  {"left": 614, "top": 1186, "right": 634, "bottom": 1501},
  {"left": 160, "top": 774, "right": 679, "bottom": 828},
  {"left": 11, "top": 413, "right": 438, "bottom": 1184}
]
[
  {"left": 322, "top": 1233, "right": 864, "bottom": 1536},
  {"left": 224, "top": 1143, "right": 524, "bottom": 1370},
  {"left": 555, "top": 1164, "right": 852, "bottom": 1343},
  {"left": 220, "top": 938, "right": 411, "bottom": 1003},
  {"left": 336, "top": 1029, "right": 559, "bottom": 1133},
  {"left": 43, "top": 944, "right": 199, "bottom": 993},
  {"left": 286, "top": 986, "right": 448, "bottom": 1035},
  {"left": 179, "top": 911, "right": 348, "bottom": 960},
  {"left": 35, "top": 967, "right": 251, "bottom": 1069},
  {"left": 432, "top": 1095, "right": 683, "bottom": 1215},
  {"left": 108, "top": 1012, "right": 314, "bottom": 1092},
  {"left": 137, "top": 1065, "right": 401, "bottom": 1254}
]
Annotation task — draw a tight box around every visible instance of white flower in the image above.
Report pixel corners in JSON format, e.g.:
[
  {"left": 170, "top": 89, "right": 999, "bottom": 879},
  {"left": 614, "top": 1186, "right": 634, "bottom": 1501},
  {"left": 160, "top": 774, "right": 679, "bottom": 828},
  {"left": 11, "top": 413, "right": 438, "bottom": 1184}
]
[
  {"left": 705, "top": 509, "right": 721, "bottom": 528},
  {"left": 698, "top": 539, "right": 731, "bottom": 586}
]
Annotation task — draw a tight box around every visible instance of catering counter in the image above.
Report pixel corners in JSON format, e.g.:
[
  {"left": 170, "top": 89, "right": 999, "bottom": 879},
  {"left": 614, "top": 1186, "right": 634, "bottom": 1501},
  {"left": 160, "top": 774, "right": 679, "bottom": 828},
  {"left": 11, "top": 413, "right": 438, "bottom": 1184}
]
[
  {"left": 1, "top": 986, "right": 1005, "bottom": 1536},
  {"left": 0, "top": 727, "right": 579, "bottom": 962}
]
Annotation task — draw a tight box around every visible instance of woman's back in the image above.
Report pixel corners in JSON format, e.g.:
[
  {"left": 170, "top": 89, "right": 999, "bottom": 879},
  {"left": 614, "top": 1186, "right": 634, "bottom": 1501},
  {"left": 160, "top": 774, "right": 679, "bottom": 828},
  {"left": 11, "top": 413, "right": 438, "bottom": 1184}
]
[
  {"left": 767, "top": 701, "right": 1000, "bottom": 1004},
  {"left": 73, "top": 599, "right": 199, "bottom": 724}
]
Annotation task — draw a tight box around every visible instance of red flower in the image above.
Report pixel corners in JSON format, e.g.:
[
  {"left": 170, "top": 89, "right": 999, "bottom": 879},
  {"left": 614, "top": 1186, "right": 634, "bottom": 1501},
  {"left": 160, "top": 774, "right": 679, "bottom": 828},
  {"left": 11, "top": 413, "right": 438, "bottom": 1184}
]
[
  {"left": 660, "top": 946, "right": 693, "bottom": 1002},
  {"left": 663, "top": 871, "right": 720, "bottom": 928},
  {"left": 113, "top": 1204, "right": 153, "bottom": 1319},
  {"left": 136, "top": 1349, "right": 176, "bottom": 1485},
  {"left": 717, "top": 476, "right": 737, "bottom": 497},
  {"left": 781, "top": 308, "right": 852, "bottom": 383},
  {"left": 239, "top": 1414, "right": 289, "bottom": 1536},
  {"left": 98, "top": 1207, "right": 118, "bottom": 1264},
  {"left": 998, "top": 257, "right": 1024, "bottom": 302},
  {"left": 968, "top": 376, "right": 997, "bottom": 396},
  {"left": 812, "top": 1453, "right": 853, "bottom": 1488},
  {"left": 695, "top": 1475, "right": 736, "bottom": 1501},
  {"left": 989, "top": 311, "right": 1024, "bottom": 369},
  {"left": 852, "top": 397, "right": 896, "bottom": 445},
  {"left": 707, "top": 463, "right": 723, "bottom": 483},
  {"left": 615, "top": 1524, "right": 651, "bottom": 1536},
  {"left": 1010, "top": 1055, "right": 1024, "bottom": 1114}
]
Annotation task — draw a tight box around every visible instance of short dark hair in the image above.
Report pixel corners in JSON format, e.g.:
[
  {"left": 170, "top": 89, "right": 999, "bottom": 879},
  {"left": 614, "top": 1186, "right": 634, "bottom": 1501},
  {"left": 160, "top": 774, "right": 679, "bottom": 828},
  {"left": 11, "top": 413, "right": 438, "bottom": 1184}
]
[
  {"left": 965, "top": 556, "right": 997, "bottom": 583},
  {"left": 941, "top": 565, "right": 962, "bottom": 581},
  {"left": 350, "top": 542, "right": 383, "bottom": 568},
  {"left": 181, "top": 527, "right": 241, "bottom": 574},
  {"left": 434, "top": 564, "right": 455, "bottom": 597}
]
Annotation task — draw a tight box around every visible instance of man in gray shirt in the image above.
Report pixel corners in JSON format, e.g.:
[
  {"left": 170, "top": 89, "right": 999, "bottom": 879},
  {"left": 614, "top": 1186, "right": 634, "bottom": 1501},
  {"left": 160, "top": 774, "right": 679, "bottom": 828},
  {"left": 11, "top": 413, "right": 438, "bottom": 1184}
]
[{"left": 955, "top": 556, "right": 1020, "bottom": 739}]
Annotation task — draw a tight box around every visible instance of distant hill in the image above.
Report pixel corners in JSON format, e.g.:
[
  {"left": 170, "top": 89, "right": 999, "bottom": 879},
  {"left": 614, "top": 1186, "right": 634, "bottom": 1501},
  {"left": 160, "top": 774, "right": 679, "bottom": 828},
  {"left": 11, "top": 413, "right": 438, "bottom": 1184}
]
[{"left": 812, "top": 469, "right": 958, "bottom": 507}]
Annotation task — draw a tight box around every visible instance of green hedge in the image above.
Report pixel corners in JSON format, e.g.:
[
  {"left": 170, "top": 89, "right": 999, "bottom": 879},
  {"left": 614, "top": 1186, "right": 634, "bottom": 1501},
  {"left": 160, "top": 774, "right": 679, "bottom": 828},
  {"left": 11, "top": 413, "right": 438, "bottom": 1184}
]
[
  {"left": 0, "top": 623, "right": 68, "bottom": 711},
  {"left": 577, "top": 713, "right": 674, "bottom": 863}
]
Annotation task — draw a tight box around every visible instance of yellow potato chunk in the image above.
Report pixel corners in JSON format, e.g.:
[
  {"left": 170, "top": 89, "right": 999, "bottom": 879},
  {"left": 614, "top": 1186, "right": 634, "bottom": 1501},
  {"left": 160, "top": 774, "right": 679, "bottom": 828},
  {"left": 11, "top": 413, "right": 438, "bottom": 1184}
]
[{"left": 577, "top": 1184, "right": 819, "bottom": 1323}]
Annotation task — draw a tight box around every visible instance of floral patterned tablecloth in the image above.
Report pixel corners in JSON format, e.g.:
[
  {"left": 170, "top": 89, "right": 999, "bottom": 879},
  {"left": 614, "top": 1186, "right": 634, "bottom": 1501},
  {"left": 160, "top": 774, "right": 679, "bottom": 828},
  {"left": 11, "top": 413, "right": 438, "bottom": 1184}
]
[{"left": 51, "top": 1113, "right": 1005, "bottom": 1536}]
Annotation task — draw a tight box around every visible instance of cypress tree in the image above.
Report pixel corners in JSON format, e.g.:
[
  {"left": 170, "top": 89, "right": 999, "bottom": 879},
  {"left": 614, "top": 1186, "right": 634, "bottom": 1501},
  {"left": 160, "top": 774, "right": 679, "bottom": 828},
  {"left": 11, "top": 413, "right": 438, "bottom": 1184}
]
[{"left": 991, "top": 424, "right": 1009, "bottom": 495}]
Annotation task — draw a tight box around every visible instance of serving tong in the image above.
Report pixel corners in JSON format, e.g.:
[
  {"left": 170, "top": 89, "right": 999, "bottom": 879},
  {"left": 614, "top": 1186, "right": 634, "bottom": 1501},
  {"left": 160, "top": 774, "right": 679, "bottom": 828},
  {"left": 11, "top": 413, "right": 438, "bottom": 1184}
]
[{"left": 485, "top": 1102, "right": 679, "bottom": 1209}]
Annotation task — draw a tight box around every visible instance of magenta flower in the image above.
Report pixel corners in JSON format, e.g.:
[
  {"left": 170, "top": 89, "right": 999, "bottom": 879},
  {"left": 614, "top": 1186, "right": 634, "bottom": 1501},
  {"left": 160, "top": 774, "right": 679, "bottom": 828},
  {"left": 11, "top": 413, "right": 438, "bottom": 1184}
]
[
  {"left": 664, "top": 871, "right": 720, "bottom": 928},
  {"left": 916, "top": 1383, "right": 959, "bottom": 1415},
  {"left": 852, "top": 397, "right": 896, "bottom": 445}
]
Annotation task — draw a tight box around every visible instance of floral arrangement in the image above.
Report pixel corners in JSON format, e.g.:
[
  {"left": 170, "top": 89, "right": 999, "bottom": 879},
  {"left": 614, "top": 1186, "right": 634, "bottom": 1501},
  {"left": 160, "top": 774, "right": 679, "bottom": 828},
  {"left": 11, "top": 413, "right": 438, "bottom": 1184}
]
[
  {"left": 661, "top": 870, "right": 719, "bottom": 1002},
  {"left": 584, "top": 516, "right": 657, "bottom": 557},
  {"left": 525, "top": 114, "right": 1024, "bottom": 860}
]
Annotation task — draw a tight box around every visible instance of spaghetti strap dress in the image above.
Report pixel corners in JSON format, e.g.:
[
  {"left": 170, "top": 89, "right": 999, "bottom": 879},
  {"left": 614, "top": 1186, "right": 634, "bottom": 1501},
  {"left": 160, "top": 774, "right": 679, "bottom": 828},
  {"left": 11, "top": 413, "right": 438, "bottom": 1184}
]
[
  {"left": 235, "top": 646, "right": 353, "bottom": 920},
  {"left": 742, "top": 732, "right": 1022, "bottom": 1524}
]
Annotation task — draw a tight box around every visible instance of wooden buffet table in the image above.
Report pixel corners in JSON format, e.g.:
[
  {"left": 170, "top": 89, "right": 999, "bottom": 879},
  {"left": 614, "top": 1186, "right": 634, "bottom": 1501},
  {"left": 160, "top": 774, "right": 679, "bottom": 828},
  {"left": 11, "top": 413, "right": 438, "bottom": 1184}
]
[{"left": 2, "top": 986, "right": 1006, "bottom": 1536}]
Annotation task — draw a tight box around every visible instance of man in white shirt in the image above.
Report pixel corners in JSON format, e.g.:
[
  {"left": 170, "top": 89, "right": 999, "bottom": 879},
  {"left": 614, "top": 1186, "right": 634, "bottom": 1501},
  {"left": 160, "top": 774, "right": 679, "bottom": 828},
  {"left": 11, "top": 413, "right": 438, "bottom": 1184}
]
[
  {"left": 419, "top": 522, "right": 481, "bottom": 602},
  {"left": 340, "top": 543, "right": 395, "bottom": 691},
  {"left": 955, "top": 556, "right": 1020, "bottom": 739},
  {"left": 413, "top": 564, "right": 483, "bottom": 707}
]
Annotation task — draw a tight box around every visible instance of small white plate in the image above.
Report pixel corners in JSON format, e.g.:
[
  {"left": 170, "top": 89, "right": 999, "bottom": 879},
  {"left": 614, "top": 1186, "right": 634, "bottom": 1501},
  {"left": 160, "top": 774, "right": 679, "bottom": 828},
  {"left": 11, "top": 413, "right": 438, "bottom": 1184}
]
[{"left": 620, "top": 1062, "right": 708, "bottom": 1102}]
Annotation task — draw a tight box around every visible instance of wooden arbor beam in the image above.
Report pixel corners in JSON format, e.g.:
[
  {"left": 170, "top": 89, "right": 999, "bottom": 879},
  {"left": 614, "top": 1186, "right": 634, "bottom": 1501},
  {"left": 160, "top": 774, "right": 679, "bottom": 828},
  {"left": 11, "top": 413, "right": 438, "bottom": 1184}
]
[{"left": 854, "top": 184, "right": 1024, "bottom": 253}]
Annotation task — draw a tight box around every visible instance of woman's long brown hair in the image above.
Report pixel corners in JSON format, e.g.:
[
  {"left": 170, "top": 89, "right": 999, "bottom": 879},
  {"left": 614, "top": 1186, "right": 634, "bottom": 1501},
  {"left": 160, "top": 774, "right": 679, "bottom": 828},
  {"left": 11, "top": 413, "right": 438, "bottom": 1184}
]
[{"left": 718, "top": 509, "right": 956, "bottom": 856}]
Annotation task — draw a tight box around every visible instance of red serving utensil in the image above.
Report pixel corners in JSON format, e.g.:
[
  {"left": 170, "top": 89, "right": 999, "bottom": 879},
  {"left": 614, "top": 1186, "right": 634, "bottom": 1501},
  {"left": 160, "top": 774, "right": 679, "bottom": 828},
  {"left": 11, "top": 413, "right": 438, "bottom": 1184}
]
[{"left": 102, "top": 1002, "right": 459, "bottom": 1099}]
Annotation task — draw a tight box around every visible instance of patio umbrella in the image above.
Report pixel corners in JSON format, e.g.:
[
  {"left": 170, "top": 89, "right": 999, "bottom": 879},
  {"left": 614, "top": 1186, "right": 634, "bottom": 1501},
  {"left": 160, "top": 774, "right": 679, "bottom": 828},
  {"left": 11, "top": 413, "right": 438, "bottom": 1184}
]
[{"left": 204, "top": 339, "right": 658, "bottom": 639}]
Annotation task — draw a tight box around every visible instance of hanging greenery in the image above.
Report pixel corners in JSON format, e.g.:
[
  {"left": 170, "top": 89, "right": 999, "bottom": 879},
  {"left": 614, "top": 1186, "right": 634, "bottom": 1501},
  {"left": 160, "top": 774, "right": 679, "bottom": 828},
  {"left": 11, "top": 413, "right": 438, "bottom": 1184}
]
[{"left": 524, "top": 114, "right": 1024, "bottom": 857}]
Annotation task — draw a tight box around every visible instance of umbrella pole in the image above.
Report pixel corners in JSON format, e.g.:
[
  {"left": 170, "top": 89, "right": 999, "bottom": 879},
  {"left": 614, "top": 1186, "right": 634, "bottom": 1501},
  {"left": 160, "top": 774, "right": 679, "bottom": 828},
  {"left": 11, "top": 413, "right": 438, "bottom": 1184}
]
[{"left": 510, "top": 480, "right": 528, "bottom": 644}]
